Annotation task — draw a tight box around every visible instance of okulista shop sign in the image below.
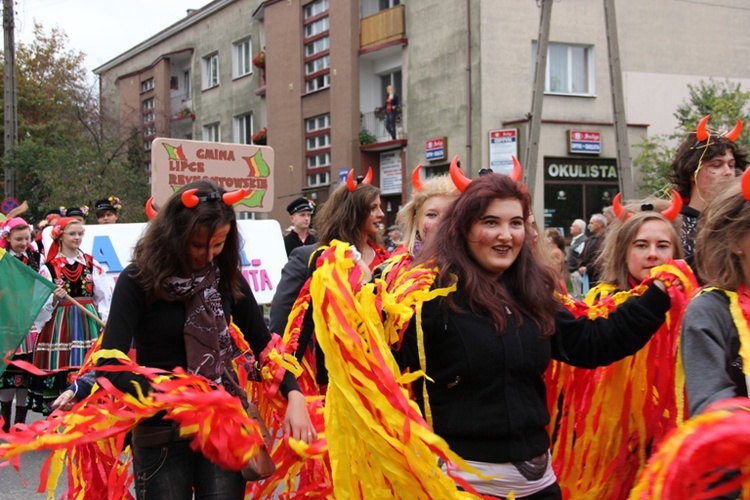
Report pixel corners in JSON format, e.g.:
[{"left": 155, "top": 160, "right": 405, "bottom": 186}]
[{"left": 545, "top": 159, "right": 618, "bottom": 180}]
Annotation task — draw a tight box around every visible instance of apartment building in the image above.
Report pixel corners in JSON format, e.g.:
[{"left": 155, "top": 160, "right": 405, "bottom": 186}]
[{"left": 95, "top": 0, "right": 750, "bottom": 230}]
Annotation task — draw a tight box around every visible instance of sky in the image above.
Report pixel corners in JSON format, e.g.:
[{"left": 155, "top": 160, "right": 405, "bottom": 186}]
[{"left": 8, "top": 0, "right": 210, "bottom": 76}]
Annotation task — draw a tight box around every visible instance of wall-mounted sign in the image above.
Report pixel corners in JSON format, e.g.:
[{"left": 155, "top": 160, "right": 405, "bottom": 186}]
[
  {"left": 380, "top": 151, "right": 402, "bottom": 195},
  {"left": 425, "top": 137, "right": 447, "bottom": 161},
  {"left": 489, "top": 129, "right": 518, "bottom": 175},
  {"left": 544, "top": 157, "right": 618, "bottom": 180},
  {"left": 569, "top": 130, "right": 602, "bottom": 155}
]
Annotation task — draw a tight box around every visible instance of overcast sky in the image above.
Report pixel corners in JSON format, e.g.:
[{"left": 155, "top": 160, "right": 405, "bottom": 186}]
[{"left": 8, "top": 0, "right": 206, "bottom": 76}]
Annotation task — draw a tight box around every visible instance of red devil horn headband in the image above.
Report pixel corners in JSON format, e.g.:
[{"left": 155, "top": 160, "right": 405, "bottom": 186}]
[
  {"left": 411, "top": 165, "right": 423, "bottom": 192},
  {"left": 346, "top": 167, "right": 374, "bottom": 191},
  {"left": 181, "top": 188, "right": 248, "bottom": 208},
  {"left": 695, "top": 114, "right": 743, "bottom": 143},
  {"left": 511, "top": 156, "right": 523, "bottom": 182},
  {"left": 612, "top": 190, "right": 682, "bottom": 221},
  {"left": 449, "top": 155, "right": 471, "bottom": 192}
]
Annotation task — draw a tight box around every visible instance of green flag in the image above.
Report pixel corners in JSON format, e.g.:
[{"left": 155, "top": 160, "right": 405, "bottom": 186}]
[{"left": 0, "top": 247, "right": 55, "bottom": 377}]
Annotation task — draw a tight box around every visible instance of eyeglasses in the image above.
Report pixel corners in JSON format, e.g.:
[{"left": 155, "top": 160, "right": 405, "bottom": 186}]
[{"left": 63, "top": 231, "right": 84, "bottom": 237}]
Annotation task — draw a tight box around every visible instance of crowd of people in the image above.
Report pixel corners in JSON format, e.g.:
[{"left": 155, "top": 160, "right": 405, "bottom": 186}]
[{"left": 0, "top": 113, "right": 749, "bottom": 499}]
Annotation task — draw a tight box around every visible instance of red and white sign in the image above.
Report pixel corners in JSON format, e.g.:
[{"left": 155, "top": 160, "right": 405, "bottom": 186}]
[
  {"left": 569, "top": 130, "right": 602, "bottom": 154},
  {"left": 489, "top": 129, "right": 518, "bottom": 174},
  {"left": 425, "top": 137, "right": 446, "bottom": 161}
]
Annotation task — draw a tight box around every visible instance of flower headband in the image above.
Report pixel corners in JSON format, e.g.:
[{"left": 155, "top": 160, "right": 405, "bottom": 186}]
[{"left": 1, "top": 217, "right": 30, "bottom": 239}]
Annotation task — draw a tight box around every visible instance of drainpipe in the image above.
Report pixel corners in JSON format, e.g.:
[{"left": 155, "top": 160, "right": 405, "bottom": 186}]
[{"left": 465, "top": 0, "right": 472, "bottom": 171}]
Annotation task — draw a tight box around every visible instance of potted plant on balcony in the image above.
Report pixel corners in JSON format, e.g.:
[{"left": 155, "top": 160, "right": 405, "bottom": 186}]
[
  {"left": 252, "top": 126, "right": 267, "bottom": 145},
  {"left": 175, "top": 107, "right": 195, "bottom": 120},
  {"left": 252, "top": 50, "right": 266, "bottom": 70}
]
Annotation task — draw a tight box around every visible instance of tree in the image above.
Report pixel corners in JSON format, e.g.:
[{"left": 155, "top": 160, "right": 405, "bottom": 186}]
[
  {"left": 635, "top": 79, "right": 750, "bottom": 196},
  {"left": 1, "top": 23, "right": 150, "bottom": 223}
]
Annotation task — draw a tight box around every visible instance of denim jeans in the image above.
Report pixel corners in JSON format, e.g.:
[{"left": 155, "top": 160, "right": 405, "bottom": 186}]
[{"left": 133, "top": 440, "right": 245, "bottom": 500}]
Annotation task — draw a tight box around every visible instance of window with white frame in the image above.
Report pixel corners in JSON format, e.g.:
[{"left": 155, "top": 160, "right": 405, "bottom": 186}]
[
  {"left": 144, "top": 141, "right": 152, "bottom": 151},
  {"left": 142, "top": 98, "right": 155, "bottom": 110},
  {"left": 305, "top": 54, "right": 330, "bottom": 76},
  {"left": 306, "top": 133, "right": 330, "bottom": 151},
  {"left": 304, "top": 16, "right": 330, "bottom": 38},
  {"left": 532, "top": 42, "right": 594, "bottom": 96},
  {"left": 141, "top": 78, "right": 154, "bottom": 92},
  {"left": 203, "top": 122, "right": 221, "bottom": 142},
  {"left": 203, "top": 53, "right": 220, "bottom": 89},
  {"left": 234, "top": 113, "right": 253, "bottom": 144},
  {"left": 143, "top": 112, "right": 155, "bottom": 124},
  {"left": 306, "top": 114, "right": 331, "bottom": 133},
  {"left": 143, "top": 125, "right": 156, "bottom": 137},
  {"left": 305, "top": 73, "right": 330, "bottom": 93},
  {"left": 144, "top": 161, "right": 152, "bottom": 172},
  {"left": 307, "top": 171, "right": 331, "bottom": 187},
  {"left": 183, "top": 70, "right": 191, "bottom": 95},
  {"left": 306, "top": 152, "right": 331, "bottom": 170},
  {"left": 304, "top": 0, "right": 329, "bottom": 19},
  {"left": 233, "top": 38, "right": 252, "bottom": 78},
  {"left": 305, "top": 36, "right": 329, "bottom": 57}
]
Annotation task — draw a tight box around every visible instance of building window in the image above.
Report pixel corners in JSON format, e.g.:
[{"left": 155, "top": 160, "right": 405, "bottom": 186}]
[
  {"left": 143, "top": 125, "right": 156, "bottom": 137},
  {"left": 305, "top": 35, "right": 329, "bottom": 57},
  {"left": 304, "top": 16, "right": 330, "bottom": 38},
  {"left": 305, "top": 113, "right": 331, "bottom": 187},
  {"left": 305, "top": 54, "right": 330, "bottom": 76},
  {"left": 203, "top": 122, "right": 221, "bottom": 142},
  {"left": 532, "top": 42, "right": 594, "bottom": 96},
  {"left": 233, "top": 38, "right": 252, "bottom": 78},
  {"left": 305, "top": 73, "right": 330, "bottom": 93},
  {"left": 306, "top": 171, "right": 331, "bottom": 187},
  {"left": 144, "top": 161, "right": 152, "bottom": 172},
  {"left": 304, "top": 0, "right": 329, "bottom": 19},
  {"left": 234, "top": 113, "right": 253, "bottom": 144},
  {"left": 142, "top": 98, "right": 155, "bottom": 110},
  {"left": 141, "top": 78, "right": 154, "bottom": 92},
  {"left": 143, "top": 112, "right": 155, "bottom": 124},
  {"left": 144, "top": 141, "right": 152, "bottom": 151},
  {"left": 203, "top": 53, "right": 220, "bottom": 89},
  {"left": 183, "top": 70, "right": 192, "bottom": 95}
]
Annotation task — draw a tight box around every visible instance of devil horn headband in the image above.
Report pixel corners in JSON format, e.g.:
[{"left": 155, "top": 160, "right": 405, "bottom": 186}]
[
  {"left": 612, "top": 190, "right": 682, "bottom": 221},
  {"left": 346, "top": 167, "right": 374, "bottom": 191},
  {"left": 695, "top": 114, "right": 743, "bottom": 143},
  {"left": 411, "top": 164, "right": 423, "bottom": 192}
]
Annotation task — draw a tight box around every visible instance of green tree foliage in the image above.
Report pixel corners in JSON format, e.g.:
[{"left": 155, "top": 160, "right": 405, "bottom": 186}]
[
  {"left": 1, "top": 23, "right": 150, "bottom": 223},
  {"left": 635, "top": 79, "right": 750, "bottom": 196}
]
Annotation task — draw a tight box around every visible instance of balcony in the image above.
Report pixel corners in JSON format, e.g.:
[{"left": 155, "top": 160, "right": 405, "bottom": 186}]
[
  {"left": 360, "top": 110, "right": 404, "bottom": 145},
  {"left": 360, "top": 5, "right": 405, "bottom": 51}
]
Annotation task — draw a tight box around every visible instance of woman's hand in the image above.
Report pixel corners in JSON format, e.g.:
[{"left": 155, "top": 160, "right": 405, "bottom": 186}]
[
  {"left": 52, "top": 389, "right": 76, "bottom": 411},
  {"left": 52, "top": 287, "right": 67, "bottom": 302},
  {"left": 653, "top": 278, "right": 683, "bottom": 292},
  {"left": 283, "top": 390, "right": 316, "bottom": 444}
]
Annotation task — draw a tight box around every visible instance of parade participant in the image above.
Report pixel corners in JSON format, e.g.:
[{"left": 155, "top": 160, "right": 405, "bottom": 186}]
[
  {"left": 395, "top": 166, "right": 459, "bottom": 257},
  {"left": 278, "top": 168, "right": 388, "bottom": 388},
  {"left": 94, "top": 196, "right": 122, "bottom": 224},
  {"left": 395, "top": 172, "right": 674, "bottom": 499},
  {"left": 30, "top": 217, "right": 112, "bottom": 414},
  {"left": 0, "top": 217, "right": 44, "bottom": 431},
  {"left": 35, "top": 208, "right": 63, "bottom": 256},
  {"left": 670, "top": 115, "right": 747, "bottom": 276},
  {"left": 681, "top": 172, "right": 750, "bottom": 416},
  {"left": 544, "top": 228, "right": 567, "bottom": 285},
  {"left": 64, "top": 205, "right": 89, "bottom": 224},
  {"left": 548, "top": 194, "right": 695, "bottom": 499},
  {"left": 98, "top": 179, "right": 314, "bottom": 499},
  {"left": 283, "top": 197, "right": 317, "bottom": 256}
]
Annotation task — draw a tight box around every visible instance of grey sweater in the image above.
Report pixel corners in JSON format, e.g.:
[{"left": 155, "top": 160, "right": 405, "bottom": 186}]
[{"left": 681, "top": 289, "right": 748, "bottom": 416}]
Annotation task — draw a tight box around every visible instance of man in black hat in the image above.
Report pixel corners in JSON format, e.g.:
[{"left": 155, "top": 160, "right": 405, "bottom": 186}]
[
  {"left": 284, "top": 197, "right": 317, "bottom": 257},
  {"left": 94, "top": 197, "right": 122, "bottom": 224}
]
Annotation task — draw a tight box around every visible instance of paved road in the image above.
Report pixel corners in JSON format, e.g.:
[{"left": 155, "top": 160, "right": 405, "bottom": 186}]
[{"left": 0, "top": 411, "right": 68, "bottom": 499}]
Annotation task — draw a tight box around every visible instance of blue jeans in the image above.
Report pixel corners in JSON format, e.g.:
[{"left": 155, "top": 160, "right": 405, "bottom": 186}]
[{"left": 133, "top": 440, "right": 245, "bottom": 499}]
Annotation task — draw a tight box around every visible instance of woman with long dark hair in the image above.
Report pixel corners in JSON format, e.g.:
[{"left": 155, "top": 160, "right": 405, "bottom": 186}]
[
  {"left": 396, "top": 173, "right": 673, "bottom": 499},
  {"left": 98, "top": 179, "right": 314, "bottom": 499}
]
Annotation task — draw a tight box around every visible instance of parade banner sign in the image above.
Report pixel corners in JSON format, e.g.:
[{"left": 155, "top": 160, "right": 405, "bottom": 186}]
[
  {"left": 150, "top": 138, "right": 275, "bottom": 213},
  {"left": 42, "top": 220, "right": 287, "bottom": 304}
]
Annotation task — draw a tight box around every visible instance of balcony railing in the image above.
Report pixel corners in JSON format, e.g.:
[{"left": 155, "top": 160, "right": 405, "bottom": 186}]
[
  {"left": 360, "top": 110, "right": 402, "bottom": 144},
  {"left": 360, "top": 5, "right": 405, "bottom": 50}
]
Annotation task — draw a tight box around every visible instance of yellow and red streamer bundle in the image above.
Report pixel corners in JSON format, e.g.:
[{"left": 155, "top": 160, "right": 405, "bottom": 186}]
[{"left": 546, "top": 260, "right": 698, "bottom": 499}]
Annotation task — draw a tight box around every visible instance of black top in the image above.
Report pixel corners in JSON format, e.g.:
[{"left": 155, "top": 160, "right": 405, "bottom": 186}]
[
  {"left": 98, "top": 265, "right": 298, "bottom": 404},
  {"left": 284, "top": 230, "right": 318, "bottom": 257},
  {"left": 578, "top": 233, "right": 604, "bottom": 286},
  {"left": 395, "top": 284, "right": 670, "bottom": 463}
]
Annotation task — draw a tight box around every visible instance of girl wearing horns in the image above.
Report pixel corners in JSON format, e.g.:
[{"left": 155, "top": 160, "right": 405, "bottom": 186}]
[
  {"left": 669, "top": 115, "right": 747, "bottom": 277},
  {"left": 99, "top": 179, "right": 314, "bottom": 499},
  {"left": 681, "top": 170, "right": 750, "bottom": 416},
  {"left": 394, "top": 171, "right": 676, "bottom": 499},
  {"left": 547, "top": 194, "right": 697, "bottom": 499},
  {"left": 0, "top": 217, "right": 44, "bottom": 430},
  {"left": 31, "top": 217, "right": 112, "bottom": 415}
]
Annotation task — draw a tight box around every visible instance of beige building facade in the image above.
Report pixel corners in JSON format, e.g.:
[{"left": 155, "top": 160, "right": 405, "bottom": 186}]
[{"left": 95, "top": 0, "right": 750, "bottom": 231}]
